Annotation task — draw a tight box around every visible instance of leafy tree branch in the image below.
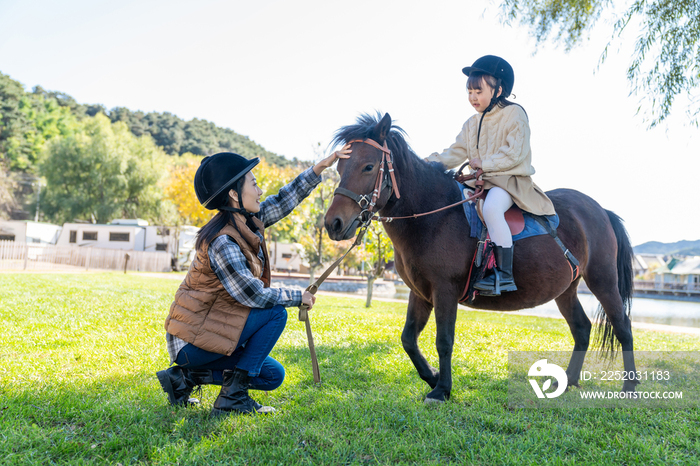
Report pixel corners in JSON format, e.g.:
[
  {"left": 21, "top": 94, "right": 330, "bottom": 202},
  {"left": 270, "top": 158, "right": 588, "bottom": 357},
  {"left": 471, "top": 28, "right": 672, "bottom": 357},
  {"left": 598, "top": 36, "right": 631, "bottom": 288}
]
[{"left": 500, "top": 0, "right": 700, "bottom": 127}]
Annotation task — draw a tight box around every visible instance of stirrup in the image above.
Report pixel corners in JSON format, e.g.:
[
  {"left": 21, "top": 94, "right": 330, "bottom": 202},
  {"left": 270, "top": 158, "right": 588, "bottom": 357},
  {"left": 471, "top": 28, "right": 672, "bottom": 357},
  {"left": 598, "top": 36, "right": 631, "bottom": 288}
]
[
  {"left": 477, "top": 269, "right": 502, "bottom": 297},
  {"left": 475, "top": 269, "right": 517, "bottom": 297},
  {"left": 473, "top": 269, "right": 498, "bottom": 293}
]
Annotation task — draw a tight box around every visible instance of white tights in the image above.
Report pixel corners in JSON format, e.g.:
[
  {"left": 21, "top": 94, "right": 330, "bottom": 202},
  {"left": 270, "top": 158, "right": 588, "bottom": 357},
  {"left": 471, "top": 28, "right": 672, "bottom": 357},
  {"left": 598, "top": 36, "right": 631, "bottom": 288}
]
[{"left": 482, "top": 187, "right": 513, "bottom": 248}]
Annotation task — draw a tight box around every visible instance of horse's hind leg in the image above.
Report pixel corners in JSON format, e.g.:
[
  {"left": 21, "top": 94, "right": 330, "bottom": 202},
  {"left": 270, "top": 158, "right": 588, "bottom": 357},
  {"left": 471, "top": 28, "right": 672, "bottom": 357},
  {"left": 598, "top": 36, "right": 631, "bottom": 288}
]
[
  {"left": 585, "top": 276, "right": 638, "bottom": 392},
  {"left": 555, "top": 280, "right": 592, "bottom": 387},
  {"left": 401, "top": 292, "right": 439, "bottom": 389}
]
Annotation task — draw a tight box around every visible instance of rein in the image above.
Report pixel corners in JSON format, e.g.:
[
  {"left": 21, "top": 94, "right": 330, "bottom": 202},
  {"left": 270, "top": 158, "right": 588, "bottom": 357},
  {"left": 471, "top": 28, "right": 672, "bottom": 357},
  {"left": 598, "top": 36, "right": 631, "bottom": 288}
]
[{"left": 334, "top": 138, "right": 486, "bottom": 223}]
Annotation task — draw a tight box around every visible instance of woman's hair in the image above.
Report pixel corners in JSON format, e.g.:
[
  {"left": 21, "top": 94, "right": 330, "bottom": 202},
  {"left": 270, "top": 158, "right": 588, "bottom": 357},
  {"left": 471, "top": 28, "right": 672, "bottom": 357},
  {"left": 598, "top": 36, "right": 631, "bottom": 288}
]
[
  {"left": 195, "top": 177, "right": 246, "bottom": 251},
  {"left": 467, "top": 72, "right": 517, "bottom": 110}
]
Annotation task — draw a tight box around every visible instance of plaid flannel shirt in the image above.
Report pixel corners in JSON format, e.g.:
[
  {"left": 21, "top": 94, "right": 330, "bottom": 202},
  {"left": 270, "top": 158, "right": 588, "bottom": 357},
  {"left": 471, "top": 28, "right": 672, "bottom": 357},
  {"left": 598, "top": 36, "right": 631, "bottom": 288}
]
[{"left": 166, "top": 167, "right": 321, "bottom": 363}]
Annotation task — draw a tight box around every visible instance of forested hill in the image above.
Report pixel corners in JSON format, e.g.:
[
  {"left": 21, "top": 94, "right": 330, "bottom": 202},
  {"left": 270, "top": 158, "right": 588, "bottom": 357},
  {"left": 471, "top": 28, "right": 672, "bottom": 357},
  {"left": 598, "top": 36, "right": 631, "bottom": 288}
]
[
  {"left": 0, "top": 71, "right": 295, "bottom": 171},
  {"left": 633, "top": 240, "right": 700, "bottom": 257},
  {"left": 107, "top": 105, "right": 295, "bottom": 167}
]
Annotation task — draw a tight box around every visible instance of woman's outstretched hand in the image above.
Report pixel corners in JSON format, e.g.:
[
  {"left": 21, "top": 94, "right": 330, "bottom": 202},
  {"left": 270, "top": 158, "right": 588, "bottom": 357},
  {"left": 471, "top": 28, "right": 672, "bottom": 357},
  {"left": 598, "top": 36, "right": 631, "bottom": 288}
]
[
  {"left": 301, "top": 291, "right": 316, "bottom": 309},
  {"left": 313, "top": 144, "right": 351, "bottom": 175}
]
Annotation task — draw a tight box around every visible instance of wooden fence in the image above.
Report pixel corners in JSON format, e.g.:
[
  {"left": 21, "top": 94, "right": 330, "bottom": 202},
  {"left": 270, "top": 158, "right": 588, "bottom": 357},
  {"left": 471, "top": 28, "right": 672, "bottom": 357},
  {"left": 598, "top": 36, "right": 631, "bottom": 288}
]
[
  {"left": 0, "top": 241, "right": 171, "bottom": 272},
  {"left": 633, "top": 280, "right": 700, "bottom": 297}
]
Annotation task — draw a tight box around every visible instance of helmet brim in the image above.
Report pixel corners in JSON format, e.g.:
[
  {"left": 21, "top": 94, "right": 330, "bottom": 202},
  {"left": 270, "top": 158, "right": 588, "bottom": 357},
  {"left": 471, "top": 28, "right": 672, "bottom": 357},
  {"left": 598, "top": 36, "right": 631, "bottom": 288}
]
[
  {"left": 202, "top": 157, "right": 260, "bottom": 209},
  {"left": 462, "top": 66, "right": 489, "bottom": 77}
]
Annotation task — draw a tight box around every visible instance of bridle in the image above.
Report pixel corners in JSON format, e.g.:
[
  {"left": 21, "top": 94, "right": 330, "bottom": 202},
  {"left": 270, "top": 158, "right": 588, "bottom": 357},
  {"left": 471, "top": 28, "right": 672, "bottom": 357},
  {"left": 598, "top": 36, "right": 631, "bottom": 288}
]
[
  {"left": 333, "top": 138, "right": 484, "bottom": 228},
  {"left": 333, "top": 138, "right": 401, "bottom": 228}
]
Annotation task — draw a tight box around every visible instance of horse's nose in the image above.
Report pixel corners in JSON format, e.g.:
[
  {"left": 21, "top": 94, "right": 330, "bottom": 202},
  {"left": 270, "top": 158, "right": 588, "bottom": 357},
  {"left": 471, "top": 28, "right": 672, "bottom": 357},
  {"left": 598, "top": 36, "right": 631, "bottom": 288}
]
[{"left": 325, "top": 217, "right": 344, "bottom": 241}]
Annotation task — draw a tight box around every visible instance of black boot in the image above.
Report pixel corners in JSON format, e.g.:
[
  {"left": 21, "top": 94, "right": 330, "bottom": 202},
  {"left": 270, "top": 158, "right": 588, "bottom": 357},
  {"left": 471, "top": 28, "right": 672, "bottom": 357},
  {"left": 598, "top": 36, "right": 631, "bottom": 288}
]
[
  {"left": 156, "top": 366, "right": 214, "bottom": 407},
  {"left": 473, "top": 245, "right": 517, "bottom": 296},
  {"left": 211, "top": 368, "right": 275, "bottom": 416}
]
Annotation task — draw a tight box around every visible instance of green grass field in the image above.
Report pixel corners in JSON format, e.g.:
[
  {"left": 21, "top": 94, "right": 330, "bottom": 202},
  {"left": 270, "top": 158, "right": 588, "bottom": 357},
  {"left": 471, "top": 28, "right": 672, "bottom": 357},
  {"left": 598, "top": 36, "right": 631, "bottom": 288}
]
[{"left": 1, "top": 272, "right": 699, "bottom": 465}]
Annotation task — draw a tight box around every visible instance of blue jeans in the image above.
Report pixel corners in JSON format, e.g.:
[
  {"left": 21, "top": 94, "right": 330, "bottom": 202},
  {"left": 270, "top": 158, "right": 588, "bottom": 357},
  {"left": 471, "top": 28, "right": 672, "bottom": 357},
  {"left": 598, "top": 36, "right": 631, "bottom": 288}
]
[{"left": 175, "top": 304, "right": 287, "bottom": 391}]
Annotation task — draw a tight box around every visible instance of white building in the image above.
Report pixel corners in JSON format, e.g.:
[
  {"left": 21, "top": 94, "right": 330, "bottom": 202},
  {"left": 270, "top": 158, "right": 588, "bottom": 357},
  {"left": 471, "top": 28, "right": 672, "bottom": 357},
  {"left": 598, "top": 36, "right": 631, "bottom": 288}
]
[
  {"left": 55, "top": 219, "right": 163, "bottom": 251},
  {"left": 0, "top": 220, "right": 62, "bottom": 244},
  {"left": 176, "top": 225, "right": 199, "bottom": 270},
  {"left": 54, "top": 219, "right": 198, "bottom": 256},
  {"left": 268, "top": 242, "right": 304, "bottom": 272}
]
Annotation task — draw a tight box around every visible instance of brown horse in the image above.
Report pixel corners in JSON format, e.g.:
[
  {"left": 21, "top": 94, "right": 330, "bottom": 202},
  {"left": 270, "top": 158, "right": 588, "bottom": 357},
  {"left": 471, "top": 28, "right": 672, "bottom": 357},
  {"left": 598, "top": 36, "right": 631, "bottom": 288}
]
[{"left": 324, "top": 113, "right": 637, "bottom": 402}]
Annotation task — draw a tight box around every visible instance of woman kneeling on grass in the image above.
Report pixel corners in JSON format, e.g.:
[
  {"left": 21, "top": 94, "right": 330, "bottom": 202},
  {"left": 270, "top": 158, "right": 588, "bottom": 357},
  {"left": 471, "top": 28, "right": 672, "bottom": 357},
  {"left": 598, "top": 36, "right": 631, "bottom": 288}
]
[{"left": 157, "top": 148, "right": 349, "bottom": 417}]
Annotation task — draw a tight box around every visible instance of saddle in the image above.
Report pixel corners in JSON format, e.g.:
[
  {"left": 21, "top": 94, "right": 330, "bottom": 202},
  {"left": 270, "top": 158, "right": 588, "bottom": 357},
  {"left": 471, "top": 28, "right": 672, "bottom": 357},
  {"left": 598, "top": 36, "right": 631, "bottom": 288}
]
[
  {"left": 461, "top": 186, "right": 525, "bottom": 235},
  {"left": 503, "top": 205, "right": 525, "bottom": 235},
  {"left": 456, "top": 183, "right": 580, "bottom": 304}
]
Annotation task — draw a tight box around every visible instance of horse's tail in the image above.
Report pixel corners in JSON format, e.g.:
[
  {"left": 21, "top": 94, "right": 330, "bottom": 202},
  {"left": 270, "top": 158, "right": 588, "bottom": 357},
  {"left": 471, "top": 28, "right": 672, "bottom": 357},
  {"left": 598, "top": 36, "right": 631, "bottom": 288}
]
[{"left": 594, "top": 210, "right": 634, "bottom": 355}]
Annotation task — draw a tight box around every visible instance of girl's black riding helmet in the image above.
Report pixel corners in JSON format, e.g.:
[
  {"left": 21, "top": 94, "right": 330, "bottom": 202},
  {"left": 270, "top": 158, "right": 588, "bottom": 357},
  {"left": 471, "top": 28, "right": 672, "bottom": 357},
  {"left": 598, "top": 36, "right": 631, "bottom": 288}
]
[{"left": 462, "top": 55, "right": 515, "bottom": 98}]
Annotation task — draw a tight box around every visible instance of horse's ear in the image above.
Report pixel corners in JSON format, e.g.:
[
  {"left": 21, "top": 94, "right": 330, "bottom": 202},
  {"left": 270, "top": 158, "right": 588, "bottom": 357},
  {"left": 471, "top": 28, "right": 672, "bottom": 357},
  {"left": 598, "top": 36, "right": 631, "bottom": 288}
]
[{"left": 373, "top": 113, "right": 392, "bottom": 143}]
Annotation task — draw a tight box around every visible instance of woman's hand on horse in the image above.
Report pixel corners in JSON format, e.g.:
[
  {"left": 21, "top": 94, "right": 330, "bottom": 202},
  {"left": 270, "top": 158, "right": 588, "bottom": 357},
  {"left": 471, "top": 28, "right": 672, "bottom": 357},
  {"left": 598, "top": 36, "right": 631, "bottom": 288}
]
[
  {"left": 469, "top": 158, "right": 483, "bottom": 169},
  {"left": 313, "top": 144, "right": 352, "bottom": 175},
  {"left": 302, "top": 291, "right": 316, "bottom": 309}
]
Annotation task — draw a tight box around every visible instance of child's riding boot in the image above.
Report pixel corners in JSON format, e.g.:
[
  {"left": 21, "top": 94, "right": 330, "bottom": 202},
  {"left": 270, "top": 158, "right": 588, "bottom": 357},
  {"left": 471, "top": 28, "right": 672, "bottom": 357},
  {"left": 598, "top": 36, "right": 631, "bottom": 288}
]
[
  {"left": 211, "top": 368, "right": 275, "bottom": 417},
  {"left": 474, "top": 245, "right": 517, "bottom": 296},
  {"left": 156, "top": 366, "right": 214, "bottom": 406}
]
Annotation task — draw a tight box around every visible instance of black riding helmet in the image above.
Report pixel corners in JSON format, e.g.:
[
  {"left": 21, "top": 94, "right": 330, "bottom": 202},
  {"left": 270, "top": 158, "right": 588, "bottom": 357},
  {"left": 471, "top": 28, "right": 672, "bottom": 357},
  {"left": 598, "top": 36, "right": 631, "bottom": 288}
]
[
  {"left": 462, "top": 55, "right": 517, "bottom": 152},
  {"left": 194, "top": 152, "right": 260, "bottom": 211},
  {"left": 462, "top": 55, "right": 515, "bottom": 99}
]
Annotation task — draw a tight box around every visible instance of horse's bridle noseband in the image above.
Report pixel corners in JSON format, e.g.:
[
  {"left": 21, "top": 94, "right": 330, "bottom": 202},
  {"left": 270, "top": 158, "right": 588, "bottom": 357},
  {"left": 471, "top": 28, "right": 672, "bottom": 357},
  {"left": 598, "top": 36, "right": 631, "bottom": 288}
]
[
  {"left": 333, "top": 138, "right": 401, "bottom": 226},
  {"left": 333, "top": 138, "right": 485, "bottom": 236}
]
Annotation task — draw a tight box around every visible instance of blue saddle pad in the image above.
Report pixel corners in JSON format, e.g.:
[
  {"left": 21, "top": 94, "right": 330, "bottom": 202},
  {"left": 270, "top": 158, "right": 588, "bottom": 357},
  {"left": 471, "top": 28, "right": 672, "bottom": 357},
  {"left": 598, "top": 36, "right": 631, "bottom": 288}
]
[{"left": 457, "top": 181, "right": 559, "bottom": 242}]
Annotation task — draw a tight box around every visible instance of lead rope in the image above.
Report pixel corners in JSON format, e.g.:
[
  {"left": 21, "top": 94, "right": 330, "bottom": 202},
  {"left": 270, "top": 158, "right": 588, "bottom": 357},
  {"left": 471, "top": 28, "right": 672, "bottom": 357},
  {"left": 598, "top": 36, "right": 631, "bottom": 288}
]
[
  {"left": 298, "top": 223, "right": 370, "bottom": 383},
  {"left": 375, "top": 169, "right": 485, "bottom": 223}
]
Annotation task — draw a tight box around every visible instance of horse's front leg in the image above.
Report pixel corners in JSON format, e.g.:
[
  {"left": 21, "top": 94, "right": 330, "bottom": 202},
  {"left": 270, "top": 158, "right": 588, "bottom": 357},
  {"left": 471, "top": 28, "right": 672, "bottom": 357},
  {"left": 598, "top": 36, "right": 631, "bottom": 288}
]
[
  {"left": 425, "top": 289, "right": 459, "bottom": 403},
  {"left": 401, "top": 292, "right": 439, "bottom": 389}
]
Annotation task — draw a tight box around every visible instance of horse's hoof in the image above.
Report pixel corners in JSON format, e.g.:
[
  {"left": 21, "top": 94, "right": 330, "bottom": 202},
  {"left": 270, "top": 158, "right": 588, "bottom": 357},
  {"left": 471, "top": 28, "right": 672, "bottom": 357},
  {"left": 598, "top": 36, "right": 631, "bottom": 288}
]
[
  {"left": 424, "top": 397, "right": 444, "bottom": 405},
  {"left": 424, "top": 388, "right": 450, "bottom": 404}
]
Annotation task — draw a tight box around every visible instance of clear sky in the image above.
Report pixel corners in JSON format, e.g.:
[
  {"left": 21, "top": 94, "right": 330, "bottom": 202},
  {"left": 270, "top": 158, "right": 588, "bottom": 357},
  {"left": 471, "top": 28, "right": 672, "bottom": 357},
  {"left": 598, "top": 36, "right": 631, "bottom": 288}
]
[{"left": 1, "top": 0, "right": 698, "bottom": 246}]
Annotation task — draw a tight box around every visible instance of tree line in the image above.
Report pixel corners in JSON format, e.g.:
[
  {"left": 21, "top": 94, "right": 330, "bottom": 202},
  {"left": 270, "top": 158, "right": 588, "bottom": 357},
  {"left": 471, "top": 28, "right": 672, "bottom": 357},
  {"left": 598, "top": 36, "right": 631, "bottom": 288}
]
[
  {"left": 0, "top": 71, "right": 393, "bottom": 288},
  {"left": 0, "top": 71, "right": 296, "bottom": 221}
]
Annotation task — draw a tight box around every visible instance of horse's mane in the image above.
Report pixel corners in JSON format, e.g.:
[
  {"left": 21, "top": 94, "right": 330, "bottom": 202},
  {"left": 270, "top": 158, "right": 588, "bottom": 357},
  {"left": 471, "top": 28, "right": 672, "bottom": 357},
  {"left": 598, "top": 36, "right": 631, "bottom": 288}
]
[{"left": 332, "top": 113, "right": 456, "bottom": 190}]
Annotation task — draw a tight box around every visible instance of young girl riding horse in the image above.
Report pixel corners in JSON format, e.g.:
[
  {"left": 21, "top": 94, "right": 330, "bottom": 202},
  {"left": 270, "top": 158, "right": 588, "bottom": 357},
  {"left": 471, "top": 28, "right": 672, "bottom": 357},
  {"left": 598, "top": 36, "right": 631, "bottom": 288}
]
[{"left": 426, "top": 55, "right": 555, "bottom": 295}]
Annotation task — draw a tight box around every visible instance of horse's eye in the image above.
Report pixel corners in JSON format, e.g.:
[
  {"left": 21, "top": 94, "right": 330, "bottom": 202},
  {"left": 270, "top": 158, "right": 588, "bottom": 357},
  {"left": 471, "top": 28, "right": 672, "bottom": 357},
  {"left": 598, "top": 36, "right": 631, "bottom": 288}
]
[{"left": 363, "top": 164, "right": 374, "bottom": 172}]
